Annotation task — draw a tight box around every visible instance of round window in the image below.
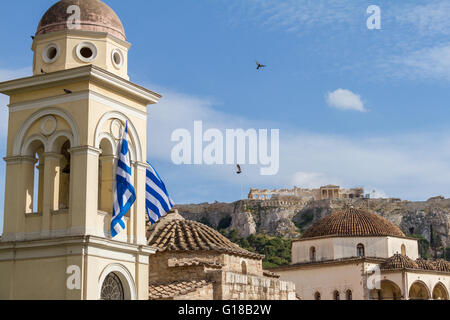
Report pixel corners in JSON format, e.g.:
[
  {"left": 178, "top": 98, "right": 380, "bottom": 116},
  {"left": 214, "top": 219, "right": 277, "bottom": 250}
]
[
  {"left": 100, "top": 273, "right": 124, "bottom": 300},
  {"left": 76, "top": 42, "right": 97, "bottom": 63},
  {"left": 111, "top": 49, "right": 124, "bottom": 69},
  {"left": 42, "top": 43, "right": 60, "bottom": 64}
]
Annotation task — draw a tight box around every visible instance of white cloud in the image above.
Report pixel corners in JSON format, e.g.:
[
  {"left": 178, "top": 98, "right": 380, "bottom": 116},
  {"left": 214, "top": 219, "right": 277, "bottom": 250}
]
[
  {"left": 395, "top": 1, "right": 450, "bottom": 36},
  {"left": 0, "top": 68, "right": 30, "bottom": 82},
  {"left": 386, "top": 45, "right": 450, "bottom": 81},
  {"left": 291, "top": 172, "right": 340, "bottom": 189},
  {"left": 226, "top": 0, "right": 360, "bottom": 35},
  {"left": 364, "top": 188, "right": 388, "bottom": 199},
  {"left": 326, "top": 89, "right": 366, "bottom": 112},
  {"left": 145, "top": 86, "right": 450, "bottom": 201},
  {"left": 0, "top": 68, "right": 31, "bottom": 133}
]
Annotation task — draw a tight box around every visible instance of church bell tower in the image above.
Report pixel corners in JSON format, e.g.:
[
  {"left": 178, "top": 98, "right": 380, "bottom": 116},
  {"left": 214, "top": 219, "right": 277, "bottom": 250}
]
[{"left": 0, "top": 0, "right": 160, "bottom": 300}]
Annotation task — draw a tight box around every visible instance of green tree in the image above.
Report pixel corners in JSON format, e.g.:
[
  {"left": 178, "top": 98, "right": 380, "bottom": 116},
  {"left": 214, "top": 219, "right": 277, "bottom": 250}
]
[
  {"left": 225, "top": 232, "right": 291, "bottom": 268},
  {"left": 409, "top": 234, "right": 431, "bottom": 259},
  {"left": 217, "top": 216, "right": 232, "bottom": 231},
  {"left": 199, "top": 217, "right": 213, "bottom": 228}
]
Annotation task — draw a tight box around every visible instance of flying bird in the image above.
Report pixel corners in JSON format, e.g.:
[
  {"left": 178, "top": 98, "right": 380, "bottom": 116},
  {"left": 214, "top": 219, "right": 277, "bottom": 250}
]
[
  {"left": 31, "top": 36, "right": 35, "bottom": 40},
  {"left": 236, "top": 165, "right": 242, "bottom": 175},
  {"left": 63, "top": 89, "right": 72, "bottom": 94},
  {"left": 256, "top": 61, "right": 266, "bottom": 70}
]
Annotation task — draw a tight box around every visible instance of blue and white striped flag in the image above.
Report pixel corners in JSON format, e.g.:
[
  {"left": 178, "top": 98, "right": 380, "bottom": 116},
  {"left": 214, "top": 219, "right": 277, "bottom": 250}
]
[
  {"left": 111, "top": 122, "right": 136, "bottom": 237},
  {"left": 146, "top": 162, "right": 174, "bottom": 225}
]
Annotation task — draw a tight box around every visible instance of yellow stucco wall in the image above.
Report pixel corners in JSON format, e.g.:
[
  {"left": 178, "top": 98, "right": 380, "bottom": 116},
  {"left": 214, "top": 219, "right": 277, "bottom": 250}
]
[
  {"left": 33, "top": 31, "right": 130, "bottom": 80},
  {"left": 0, "top": 238, "right": 152, "bottom": 300},
  {"left": 275, "top": 262, "right": 366, "bottom": 300}
]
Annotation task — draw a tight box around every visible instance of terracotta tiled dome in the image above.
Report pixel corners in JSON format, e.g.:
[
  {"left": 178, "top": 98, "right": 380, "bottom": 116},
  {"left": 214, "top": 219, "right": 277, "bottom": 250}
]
[
  {"left": 36, "top": 0, "right": 126, "bottom": 41},
  {"left": 301, "top": 206, "right": 406, "bottom": 239},
  {"left": 380, "top": 254, "right": 419, "bottom": 270},
  {"left": 432, "top": 259, "right": 450, "bottom": 272},
  {"left": 416, "top": 258, "right": 436, "bottom": 270},
  {"left": 147, "top": 212, "right": 263, "bottom": 259}
]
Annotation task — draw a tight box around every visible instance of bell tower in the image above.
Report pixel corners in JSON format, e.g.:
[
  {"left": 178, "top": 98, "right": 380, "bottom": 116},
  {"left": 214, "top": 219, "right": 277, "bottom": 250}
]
[{"left": 0, "top": 0, "right": 160, "bottom": 300}]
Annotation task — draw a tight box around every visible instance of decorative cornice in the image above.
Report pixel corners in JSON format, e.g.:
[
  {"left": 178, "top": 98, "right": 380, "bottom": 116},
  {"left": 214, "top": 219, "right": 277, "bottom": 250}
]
[
  {"left": 42, "top": 152, "right": 64, "bottom": 160},
  {"left": 0, "top": 234, "right": 157, "bottom": 259},
  {"left": 3, "top": 155, "right": 37, "bottom": 165},
  {"left": 135, "top": 161, "right": 149, "bottom": 170},
  {"left": 267, "top": 257, "right": 386, "bottom": 272},
  {"left": 7, "top": 90, "right": 148, "bottom": 120},
  {"left": 32, "top": 29, "right": 131, "bottom": 50},
  {"left": 0, "top": 65, "right": 161, "bottom": 105},
  {"left": 292, "top": 234, "right": 419, "bottom": 243},
  {"left": 69, "top": 145, "right": 102, "bottom": 156}
]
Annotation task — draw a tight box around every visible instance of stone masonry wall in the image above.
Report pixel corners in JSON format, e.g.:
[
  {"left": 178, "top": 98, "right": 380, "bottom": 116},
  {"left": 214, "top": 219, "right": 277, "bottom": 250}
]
[
  {"left": 208, "top": 270, "right": 296, "bottom": 300},
  {"left": 172, "top": 284, "right": 215, "bottom": 300}
]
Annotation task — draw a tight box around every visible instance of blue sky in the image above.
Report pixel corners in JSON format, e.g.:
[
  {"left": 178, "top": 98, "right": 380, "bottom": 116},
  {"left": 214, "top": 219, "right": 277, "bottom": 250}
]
[{"left": 2, "top": 0, "right": 450, "bottom": 232}]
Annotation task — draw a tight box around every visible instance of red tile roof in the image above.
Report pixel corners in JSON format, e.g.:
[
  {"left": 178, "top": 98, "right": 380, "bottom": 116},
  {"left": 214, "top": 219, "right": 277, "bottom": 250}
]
[
  {"left": 301, "top": 206, "right": 406, "bottom": 239},
  {"left": 149, "top": 280, "right": 211, "bottom": 300},
  {"left": 147, "top": 214, "right": 264, "bottom": 259}
]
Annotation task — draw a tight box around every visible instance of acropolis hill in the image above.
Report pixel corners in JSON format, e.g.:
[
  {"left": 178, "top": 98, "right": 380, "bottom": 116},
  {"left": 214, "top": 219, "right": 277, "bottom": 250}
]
[
  {"left": 248, "top": 185, "right": 364, "bottom": 201},
  {"left": 175, "top": 195, "right": 450, "bottom": 252}
]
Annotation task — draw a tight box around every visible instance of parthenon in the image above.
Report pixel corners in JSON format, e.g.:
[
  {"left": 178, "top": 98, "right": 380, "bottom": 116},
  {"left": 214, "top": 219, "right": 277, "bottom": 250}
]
[{"left": 248, "top": 185, "right": 364, "bottom": 201}]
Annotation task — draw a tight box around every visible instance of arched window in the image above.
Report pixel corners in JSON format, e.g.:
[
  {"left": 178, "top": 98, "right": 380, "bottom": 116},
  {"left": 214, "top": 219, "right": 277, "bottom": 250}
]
[
  {"left": 314, "top": 292, "right": 321, "bottom": 300},
  {"left": 334, "top": 290, "right": 340, "bottom": 300},
  {"left": 241, "top": 260, "right": 248, "bottom": 275},
  {"left": 310, "top": 247, "right": 316, "bottom": 262},
  {"left": 100, "top": 273, "right": 124, "bottom": 300},
  {"left": 58, "top": 140, "right": 71, "bottom": 210},
  {"left": 24, "top": 140, "right": 45, "bottom": 215},
  {"left": 49, "top": 135, "right": 72, "bottom": 212},
  {"left": 357, "top": 243, "right": 365, "bottom": 257},
  {"left": 98, "top": 138, "right": 115, "bottom": 213},
  {"left": 32, "top": 158, "right": 40, "bottom": 213},
  {"left": 401, "top": 244, "right": 406, "bottom": 256},
  {"left": 346, "top": 289, "right": 352, "bottom": 300}
]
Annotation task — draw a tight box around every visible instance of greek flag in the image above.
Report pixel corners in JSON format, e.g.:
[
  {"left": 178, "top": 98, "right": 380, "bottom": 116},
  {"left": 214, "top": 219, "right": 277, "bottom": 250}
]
[
  {"left": 146, "top": 162, "right": 174, "bottom": 225},
  {"left": 111, "top": 122, "right": 136, "bottom": 237}
]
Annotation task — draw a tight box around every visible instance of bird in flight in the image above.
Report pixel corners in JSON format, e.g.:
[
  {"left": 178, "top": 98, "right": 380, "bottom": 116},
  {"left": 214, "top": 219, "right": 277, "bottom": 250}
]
[
  {"left": 31, "top": 36, "right": 35, "bottom": 40},
  {"left": 256, "top": 61, "right": 266, "bottom": 70},
  {"left": 63, "top": 89, "right": 72, "bottom": 94},
  {"left": 236, "top": 165, "right": 242, "bottom": 174}
]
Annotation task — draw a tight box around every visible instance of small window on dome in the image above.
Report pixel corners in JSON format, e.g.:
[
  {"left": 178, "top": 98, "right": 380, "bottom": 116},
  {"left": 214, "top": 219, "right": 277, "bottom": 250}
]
[
  {"left": 42, "top": 43, "right": 60, "bottom": 64},
  {"left": 310, "top": 246, "right": 316, "bottom": 262},
  {"left": 111, "top": 49, "right": 124, "bottom": 69},
  {"left": 76, "top": 42, "right": 97, "bottom": 63},
  {"left": 357, "top": 243, "right": 365, "bottom": 257},
  {"left": 80, "top": 47, "right": 93, "bottom": 59},
  {"left": 314, "top": 292, "right": 321, "bottom": 300}
]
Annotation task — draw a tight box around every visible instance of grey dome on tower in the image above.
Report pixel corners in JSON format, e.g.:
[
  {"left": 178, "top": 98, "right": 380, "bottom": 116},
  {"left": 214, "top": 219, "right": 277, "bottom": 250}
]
[{"left": 36, "top": 0, "right": 126, "bottom": 41}]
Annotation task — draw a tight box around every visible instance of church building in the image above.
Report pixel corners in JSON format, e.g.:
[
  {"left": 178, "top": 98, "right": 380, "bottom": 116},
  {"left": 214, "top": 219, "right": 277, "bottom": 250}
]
[
  {"left": 0, "top": 0, "right": 161, "bottom": 300},
  {"left": 146, "top": 211, "right": 296, "bottom": 300},
  {"left": 0, "top": 0, "right": 296, "bottom": 301},
  {"left": 270, "top": 206, "right": 450, "bottom": 300}
]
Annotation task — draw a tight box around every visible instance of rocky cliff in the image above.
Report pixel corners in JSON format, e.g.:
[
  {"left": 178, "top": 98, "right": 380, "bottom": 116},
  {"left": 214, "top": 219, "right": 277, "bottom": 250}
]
[{"left": 175, "top": 197, "right": 450, "bottom": 248}]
